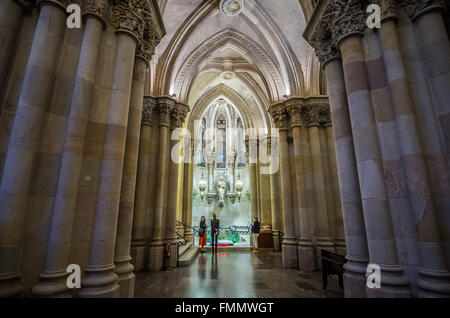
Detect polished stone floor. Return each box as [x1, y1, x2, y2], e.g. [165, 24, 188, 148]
[134, 251, 344, 298]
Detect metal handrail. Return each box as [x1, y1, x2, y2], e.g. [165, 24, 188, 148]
[279, 231, 284, 252]
[175, 231, 188, 267]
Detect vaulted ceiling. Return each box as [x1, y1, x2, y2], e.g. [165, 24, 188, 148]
[151, 0, 322, 130]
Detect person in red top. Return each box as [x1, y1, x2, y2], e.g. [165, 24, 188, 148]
[198, 216, 207, 253]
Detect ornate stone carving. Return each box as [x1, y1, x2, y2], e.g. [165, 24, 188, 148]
[12, 0, 33, 11]
[83, 0, 108, 25]
[171, 102, 190, 129]
[286, 98, 303, 128]
[370, 0, 399, 21]
[269, 103, 290, 131]
[111, 1, 146, 44]
[396, 0, 446, 20]
[157, 96, 175, 127]
[328, 0, 366, 46]
[303, 103, 330, 128]
[142, 96, 156, 126]
[37, 0, 68, 10]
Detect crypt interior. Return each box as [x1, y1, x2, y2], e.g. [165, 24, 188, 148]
[0, 0, 449, 298]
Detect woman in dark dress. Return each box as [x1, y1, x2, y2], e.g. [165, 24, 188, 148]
[199, 216, 207, 253]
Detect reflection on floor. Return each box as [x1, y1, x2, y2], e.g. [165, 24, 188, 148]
[134, 251, 344, 298]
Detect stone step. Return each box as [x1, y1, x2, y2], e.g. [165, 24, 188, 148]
[178, 245, 200, 267]
[178, 241, 192, 257]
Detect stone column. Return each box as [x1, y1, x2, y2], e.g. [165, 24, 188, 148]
[0, 0, 28, 95]
[80, 17, 139, 296]
[0, 1, 66, 298]
[269, 104, 297, 268]
[227, 151, 236, 192]
[324, 121, 346, 255]
[304, 104, 334, 256]
[164, 102, 189, 268]
[182, 144, 194, 243]
[335, 5, 409, 295]
[325, 56, 370, 298]
[147, 97, 174, 271]
[287, 99, 314, 271]
[31, 5, 106, 297]
[114, 55, 148, 298]
[379, 6, 450, 297]
[131, 97, 155, 271]
[268, 135, 282, 251]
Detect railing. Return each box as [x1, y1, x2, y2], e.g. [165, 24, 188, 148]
[175, 231, 188, 267]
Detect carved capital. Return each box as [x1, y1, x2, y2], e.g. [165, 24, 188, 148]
[370, 0, 399, 22]
[269, 103, 290, 131]
[83, 0, 108, 26]
[303, 103, 330, 128]
[396, 0, 446, 21]
[157, 96, 175, 127]
[142, 96, 156, 126]
[171, 102, 190, 129]
[37, 0, 68, 10]
[329, 0, 366, 46]
[111, 1, 145, 44]
[286, 98, 304, 128]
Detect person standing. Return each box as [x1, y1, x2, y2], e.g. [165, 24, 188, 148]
[199, 216, 207, 253]
[210, 213, 220, 252]
[251, 216, 261, 253]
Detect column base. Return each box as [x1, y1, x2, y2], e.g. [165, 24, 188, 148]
[147, 241, 163, 271]
[365, 264, 410, 298]
[114, 258, 135, 298]
[0, 273, 23, 298]
[282, 237, 298, 269]
[298, 240, 315, 272]
[272, 231, 281, 252]
[343, 256, 369, 298]
[184, 230, 193, 243]
[79, 264, 120, 298]
[130, 243, 146, 272]
[417, 268, 450, 297]
[32, 271, 72, 298]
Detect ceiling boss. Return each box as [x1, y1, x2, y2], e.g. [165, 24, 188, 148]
[220, 0, 244, 16]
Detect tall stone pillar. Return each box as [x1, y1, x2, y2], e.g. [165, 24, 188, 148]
[147, 97, 174, 271]
[227, 151, 236, 192]
[268, 135, 282, 251]
[0, 0, 27, 95]
[0, 1, 66, 298]
[335, 3, 409, 296]
[182, 143, 194, 242]
[80, 19, 139, 297]
[31, 4, 107, 297]
[114, 54, 148, 298]
[324, 121, 346, 255]
[287, 99, 314, 271]
[165, 102, 189, 268]
[379, 4, 450, 297]
[304, 104, 334, 257]
[131, 97, 155, 271]
[247, 143, 258, 220]
[269, 103, 298, 268]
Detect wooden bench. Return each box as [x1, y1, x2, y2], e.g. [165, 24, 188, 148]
[320, 249, 345, 290]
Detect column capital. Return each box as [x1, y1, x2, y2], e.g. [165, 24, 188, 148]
[83, 0, 109, 27]
[12, 0, 33, 11]
[303, 103, 330, 128]
[269, 102, 290, 131]
[285, 98, 304, 128]
[142, 96, 156, 126]
[396, 0, 446, 21]
[371, 0, 399, 23]
[37, 0, 68, 10]
[171, 102, 190, 129]
[156, 96, 175, 127]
